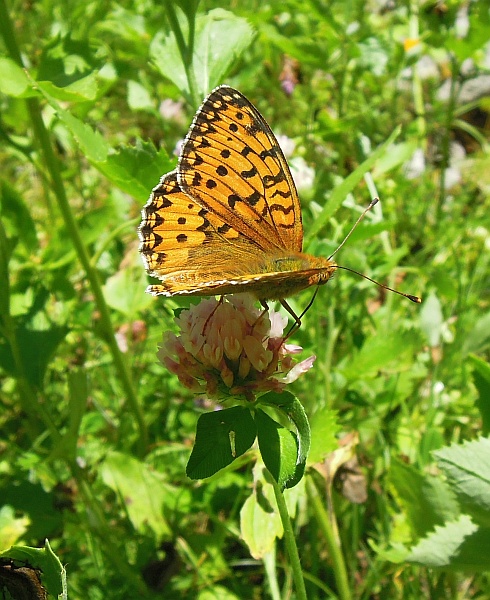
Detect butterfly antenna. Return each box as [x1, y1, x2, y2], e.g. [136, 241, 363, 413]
[328, 198, 379, 260]
[334, 266, 421, 303]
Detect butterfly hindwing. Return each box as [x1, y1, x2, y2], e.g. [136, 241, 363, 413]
[139, 171, 287, 295]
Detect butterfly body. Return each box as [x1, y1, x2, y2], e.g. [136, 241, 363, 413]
[139, 86, 337, 305]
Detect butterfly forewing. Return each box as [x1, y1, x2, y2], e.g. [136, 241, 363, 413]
[178, 86, 304, 253]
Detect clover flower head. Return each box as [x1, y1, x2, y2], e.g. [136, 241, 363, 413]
[157, 294, 315, 401]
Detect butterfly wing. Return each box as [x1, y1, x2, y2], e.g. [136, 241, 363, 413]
[178, 85, 304, 253]
[139, 171, 287, 296]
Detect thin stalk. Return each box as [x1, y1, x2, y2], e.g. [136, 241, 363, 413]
[437, 53, 458, 222]
[164, 0, 198, 104]
[323, 304, 340, 409]
[306, 475, 352, 600]
[270, 475, 308, 600]
[408, 3, 427, 147]
[263, 548, 281, 600]
[0, 0, 148, 453]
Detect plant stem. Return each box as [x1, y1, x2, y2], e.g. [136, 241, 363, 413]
[164, 0, 198, 104]
[306, 476, 352, 600]
[263, 549, 281, 600]
[437, 53, 458, 222]
[0, 0, 148, 454]
[270, 475, 308, 600]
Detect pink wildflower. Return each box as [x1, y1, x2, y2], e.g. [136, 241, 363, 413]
[157, 294, 315, 402]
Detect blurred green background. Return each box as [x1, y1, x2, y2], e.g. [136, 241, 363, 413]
[1, 0, 489, 598]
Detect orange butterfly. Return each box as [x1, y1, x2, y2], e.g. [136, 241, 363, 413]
[138, 86, 419, 316]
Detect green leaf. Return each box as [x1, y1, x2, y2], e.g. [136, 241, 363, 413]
[186, 407, 257, 480]
[0, 57, 35, 97]
[127, 79, 155, 111]
[100, 451, 172, 538]
[191, 9, 254, 97]
[258, 391, 311, 489]
[372, 139, 418, 175]
[462, 311, 490, 356]
[0, 322, 69, 388]
[389, 457, 460, 538]
[255, 409, 298, 490]
[0, 539, 65, 597]
[36, 73, 98, 102]
[467, 354, 490, 435]
[197, 585, 241, 600]
[0, 506, 29, 548]
[50, 369, 88, 461]
[98, 141, 174, 203]
[407, 515, 490, 571]
[434, 438, 490, 527]
[308, 408, 340, 464]
[340, 330, 421, 382]
[0, 181, 38, 251]
[103, 266, 154, 316]
[151, 9, 254, 98]
[36, 81, 108, 161]
[240, 475, 283, 559]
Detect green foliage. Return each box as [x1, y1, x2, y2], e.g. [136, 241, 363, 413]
[0, 0, 489, 598]
[406, 438, 490, 570]
[0, 539, 66, 598]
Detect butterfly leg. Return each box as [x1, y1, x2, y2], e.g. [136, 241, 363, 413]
[251, 300, 270, 330]
[280, 299, 302, 340]
[280, 288, 320, 340]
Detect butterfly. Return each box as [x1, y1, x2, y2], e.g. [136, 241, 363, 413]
[138, 85, 338, 314]
[138, 86, 419, 318]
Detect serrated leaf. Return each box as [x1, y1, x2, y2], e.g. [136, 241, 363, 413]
[467, 354, 490, 435]
[36, 74, 98, 102]
[389, 457, 460, 537]
[98, 141, 174, 203]
[434, 438, 490, 527]
[407, 515, 490, 571]
[186, 407, 257, 479]
[37, 82, 109, 162]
